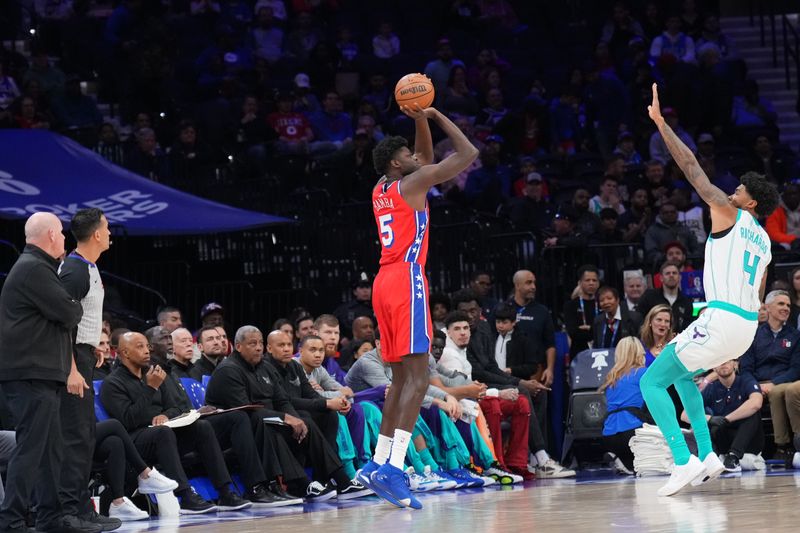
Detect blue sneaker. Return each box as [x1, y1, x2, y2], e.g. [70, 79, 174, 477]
[371, 463, 422, 509]
[448, 468, 484, 488]
[356, 460, 380, 492]
[436, 470, 467, 489]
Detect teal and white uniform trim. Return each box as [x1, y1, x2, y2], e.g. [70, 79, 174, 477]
[671, 209, 770, 372]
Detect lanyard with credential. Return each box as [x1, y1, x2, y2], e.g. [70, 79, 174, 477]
[578, 298, 598, 326]
[602, 319, 619, 347]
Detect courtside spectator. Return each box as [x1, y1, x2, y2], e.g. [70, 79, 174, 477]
[637, 262, 694, 333]
[600, 336, 649, 474]
[592, 286, 643, 349]
[739, 290, 800, 463]
[686, 360, 764, 472]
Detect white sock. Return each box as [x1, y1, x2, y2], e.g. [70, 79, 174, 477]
[374, 434, 393, 464]
[389, 429, 412, 470]
[535, 450, 550, 465]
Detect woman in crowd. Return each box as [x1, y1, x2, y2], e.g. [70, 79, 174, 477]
[640, 304, 674, 366]
[94, 420, 178, 520]
[599, 336, 649, 474]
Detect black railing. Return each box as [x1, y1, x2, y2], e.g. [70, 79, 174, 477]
[754, 0, 779, 67]
[752, 0, 800, 103]
[783, 13, 800, 95]
[100, 270, 167, 329]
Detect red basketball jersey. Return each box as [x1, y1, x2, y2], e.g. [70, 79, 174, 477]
[372, 178, 430, 267]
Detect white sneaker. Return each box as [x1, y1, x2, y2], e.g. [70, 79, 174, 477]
[422, 466, 457, 490]
[793, 452, 800, 470]
[657, 455, 706, 496]
[740, 453, 766, 471]
[137, 467, 179, 494]
[406, 467, 437, 492]
[690, 453, 725, 486]
[536, 459, 576, 478]
[479, 475, 496, 487]
[108, 497, 150, 521]
[613, 458, 634, 476]
[484, 464, 523, 484]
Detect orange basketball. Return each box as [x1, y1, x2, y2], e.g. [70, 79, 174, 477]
[394, 73, 435, 110]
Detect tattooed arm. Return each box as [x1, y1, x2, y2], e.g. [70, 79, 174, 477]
[648, 83, 737, 231]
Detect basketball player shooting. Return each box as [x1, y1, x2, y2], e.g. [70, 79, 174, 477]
[357, 104, 478, 509]
[642, 83, 780, 496]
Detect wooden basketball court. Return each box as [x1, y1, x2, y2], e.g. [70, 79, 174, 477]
[112, 470, 800, 533]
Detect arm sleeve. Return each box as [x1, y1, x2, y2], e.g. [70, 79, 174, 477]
[772, 340, 800, 385]
[269, 369, 299, 418]
[508, 336, 540, 378]
[426, 384, 447, 401]
[466, 349, 519, 387]
[359, 359, 393, 388]
[161, 378, 191, 418]
[101, 379, 156, 432]
[290, 364, 328, 412]
[317, 367, 343, 392]
[205, 366, 251, 408]
[58, 259, 91, 300]
[25, 263, 83, 329]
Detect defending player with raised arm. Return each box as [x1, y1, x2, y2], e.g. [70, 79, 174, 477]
[641, 83, 780, 497]
[359, 107, 478, 509]
[648, 82, 779, 300]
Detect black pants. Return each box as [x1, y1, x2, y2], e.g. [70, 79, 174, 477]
[603, 429, 637, 472]
[247, 409, 296, 482]
[206, 411, 267, 489]
[59, 344, 97, 516]
[0, 380, 63, 530]
[297, 409, 339, 452]
[710, 413, 764, 458]
[94, 419, 148, 500]
[132, 420, 231, 492]
[264, 412, 347, 489]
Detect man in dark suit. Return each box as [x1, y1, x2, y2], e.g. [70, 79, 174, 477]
[637, 261, 694, 333]
[592, 286, 643, 349]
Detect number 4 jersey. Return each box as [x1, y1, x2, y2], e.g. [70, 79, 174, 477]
[704, 209, 771, 315]
[372, 178, 429, 267]
[669, 209, 770, 372]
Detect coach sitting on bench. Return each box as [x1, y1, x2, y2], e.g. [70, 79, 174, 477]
[100, 332, 250, 514]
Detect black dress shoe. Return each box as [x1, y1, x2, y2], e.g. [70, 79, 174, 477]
[216, 490, 252, 512]
[245, 485, 299, 507]
[78, 512, 120, 532]
[37, 515, 102, 533]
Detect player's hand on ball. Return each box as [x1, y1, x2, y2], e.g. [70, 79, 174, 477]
[400, 103, 434, 120]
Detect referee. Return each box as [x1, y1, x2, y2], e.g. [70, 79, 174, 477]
[58, 208, 118, 531]
[0, 213, 88, 533]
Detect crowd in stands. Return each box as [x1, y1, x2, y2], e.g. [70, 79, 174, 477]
[4, 0, 800, 523]
[1, 1, 796, 228]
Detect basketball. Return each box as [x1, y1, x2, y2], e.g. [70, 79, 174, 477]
[394, 73, 435, 109]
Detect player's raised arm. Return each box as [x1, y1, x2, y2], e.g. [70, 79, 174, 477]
[648, 84, 736, 222]
[400, 106, 479, 202]
[405, 104, 434, 166]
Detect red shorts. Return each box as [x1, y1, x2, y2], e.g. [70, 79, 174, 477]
[373, 262, 433, 363]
